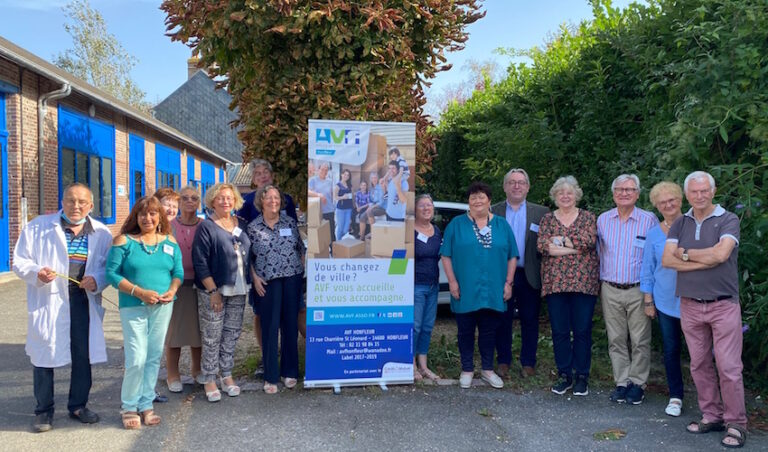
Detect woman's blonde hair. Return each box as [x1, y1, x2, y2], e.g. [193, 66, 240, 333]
[649, 181, 683, 206]
[204, 183, 244, 211]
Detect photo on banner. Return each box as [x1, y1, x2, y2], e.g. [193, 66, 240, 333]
[305, 119, 415, 388]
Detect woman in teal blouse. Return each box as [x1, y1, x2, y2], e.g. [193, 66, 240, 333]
[441, 182, 517, 390]
[106, 196, 183, 429]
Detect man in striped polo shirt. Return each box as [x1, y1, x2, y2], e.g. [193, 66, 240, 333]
[13, 183, 113, 433]
[597, 174, 658, 405]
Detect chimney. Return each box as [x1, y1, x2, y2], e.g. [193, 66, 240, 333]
[187, 56, 200, 79]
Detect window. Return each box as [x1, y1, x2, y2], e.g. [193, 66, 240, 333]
[61, 148, 114, 218]
[155, 143, 180, 190]
[58, 107, 116, 223]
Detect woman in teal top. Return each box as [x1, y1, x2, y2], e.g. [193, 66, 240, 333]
[106, 196, 183, 430]
[441, 182, 517, 390]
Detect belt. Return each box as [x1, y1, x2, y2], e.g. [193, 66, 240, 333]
[689, 295, 732, 304]
[604, 281, 640, 290]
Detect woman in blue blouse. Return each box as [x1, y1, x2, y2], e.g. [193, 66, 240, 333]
[247, 185, 306, 394]
[192, 183, 251, 402]
[334, 169, 354, 241]
[440, 182, 517, 389]
[640, 181, 685, 417]
[106, 196, 183, 429]
[413, 194, 442, 381]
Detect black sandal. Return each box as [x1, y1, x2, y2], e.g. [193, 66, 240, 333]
[686, 420, 725, 434]
[721, 424, 747, 448]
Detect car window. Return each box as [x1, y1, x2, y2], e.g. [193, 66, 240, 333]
[433, 207, 466, 232]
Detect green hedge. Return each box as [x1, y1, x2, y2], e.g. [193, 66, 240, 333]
[427, 0, 768, 393]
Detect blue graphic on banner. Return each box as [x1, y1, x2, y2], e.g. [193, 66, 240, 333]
[305, 323, 413, 382]
[307, 306, 413, 325]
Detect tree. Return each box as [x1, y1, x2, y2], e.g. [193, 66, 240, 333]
[54, 0, 150, 111]
[161, 0, 484, 200]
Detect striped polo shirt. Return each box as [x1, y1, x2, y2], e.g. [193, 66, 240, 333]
[597, 206, 658, 284]
[63, 217, 94, 286]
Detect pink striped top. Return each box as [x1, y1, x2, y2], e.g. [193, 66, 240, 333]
[597, 207, 658, 284]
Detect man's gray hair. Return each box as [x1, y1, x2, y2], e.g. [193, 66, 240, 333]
[684, 171, 716, 192]
[611, 174, 641, 192]
[503, 168, 530, 185]
[250, 158, 273, 173]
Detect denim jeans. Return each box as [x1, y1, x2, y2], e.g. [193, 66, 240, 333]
[119, 302, 173, 412]
[258, 273, 302, 384]
[657, 309, 684, 400]
[413, 284, 438, 356]
[496, 270, 540, 367]
[34, 287, 91, 416]
[546, 292, 597, 377]
[455, 309, 502, 372]
[335, 208, 352, 241]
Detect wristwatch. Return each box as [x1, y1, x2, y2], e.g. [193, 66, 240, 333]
[205, 287, 219, 295]
[681, 249, 689, 262]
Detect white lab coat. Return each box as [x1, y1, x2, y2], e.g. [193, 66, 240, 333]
[12, 211, 113, 368]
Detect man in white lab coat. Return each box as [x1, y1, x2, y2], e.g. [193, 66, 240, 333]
[13, 183, 113, 432]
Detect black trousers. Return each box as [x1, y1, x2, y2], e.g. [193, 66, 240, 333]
[34, 287, 91, 415]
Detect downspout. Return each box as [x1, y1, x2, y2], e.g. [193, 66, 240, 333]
[38, 83, 70, 215]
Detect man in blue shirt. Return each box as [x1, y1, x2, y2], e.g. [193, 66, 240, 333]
[491, 168, 549, 378]
[384, 160, 408, 222]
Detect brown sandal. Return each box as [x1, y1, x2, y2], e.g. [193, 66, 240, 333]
[121, 411, 141, 430]
[140, 410, 161, 426]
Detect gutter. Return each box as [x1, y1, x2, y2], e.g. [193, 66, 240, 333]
[38, 83, 71, 214]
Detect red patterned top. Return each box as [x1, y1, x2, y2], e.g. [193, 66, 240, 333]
[536, 209, 600, 297]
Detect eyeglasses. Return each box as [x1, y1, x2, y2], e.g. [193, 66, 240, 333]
[613, 187, 638, 194]
[181, 196, 200, 202]
[505, 180, 528, 187]
[657, 198, 679, 207]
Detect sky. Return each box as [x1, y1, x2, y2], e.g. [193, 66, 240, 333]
[0, 0, 637, 110]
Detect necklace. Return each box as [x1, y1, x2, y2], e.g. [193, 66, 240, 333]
[139, 235, 160, 255]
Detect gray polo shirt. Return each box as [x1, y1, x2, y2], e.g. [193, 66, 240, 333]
[666, 205, 739, 302]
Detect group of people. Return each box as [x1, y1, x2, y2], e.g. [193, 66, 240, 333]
[12, 161, 748, 447]
[412, 169, 747, 449]
[308, 147, 410, 243]
[14, 158, 305, 432]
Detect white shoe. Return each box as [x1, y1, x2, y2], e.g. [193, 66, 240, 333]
[282, 377, 298, 389]
[166, 379, 183, 393]
[459, 372, 473, 389]
[220, 377, 241, 397]
[481, 371, 504, 389]
[665, 398, 682, 417]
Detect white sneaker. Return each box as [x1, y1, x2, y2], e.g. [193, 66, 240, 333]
[481, 371, 504, 389]
[166, 379, 183, 393]
[665, 398, 682, 417]
[459, 372, 473, 389]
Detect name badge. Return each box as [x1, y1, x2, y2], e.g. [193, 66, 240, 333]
[479, 226, 491, 236]
[417, 232, 429, 243]
[279, 228, 292, 237]
[530, 223, 540, 233]
[232, 226, 242, 237]
[163, 244, 174, 256]
[633, 237, 646, 248]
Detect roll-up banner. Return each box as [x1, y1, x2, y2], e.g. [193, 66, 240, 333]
[305, 119, 416, 388]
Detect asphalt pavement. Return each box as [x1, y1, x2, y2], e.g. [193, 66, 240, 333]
[0, 276, 765, 451]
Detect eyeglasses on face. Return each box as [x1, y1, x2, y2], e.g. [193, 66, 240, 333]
[613, 187, 638, 194]
[182, 195, 200, 202]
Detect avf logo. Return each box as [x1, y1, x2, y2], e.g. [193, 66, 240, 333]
[315, 128, 361, 145]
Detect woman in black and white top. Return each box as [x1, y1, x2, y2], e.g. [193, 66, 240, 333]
[247, 185, 306, 394]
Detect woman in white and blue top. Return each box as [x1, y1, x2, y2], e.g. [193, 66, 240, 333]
[247, 185, 306, 394]
[640, 182, 685, 417]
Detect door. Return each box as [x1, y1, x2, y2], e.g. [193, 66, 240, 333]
[129, 134, 145, 208]
[0, 93, 9, 272]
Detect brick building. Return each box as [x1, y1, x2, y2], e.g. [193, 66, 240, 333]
[0, 37, 234, 273]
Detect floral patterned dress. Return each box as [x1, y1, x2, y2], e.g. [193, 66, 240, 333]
[536, 209, 600, 297]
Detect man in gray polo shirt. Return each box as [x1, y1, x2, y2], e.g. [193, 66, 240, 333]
[662, 171, 747, 448]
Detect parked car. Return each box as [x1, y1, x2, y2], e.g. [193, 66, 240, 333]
[432, 201, 469, 304]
